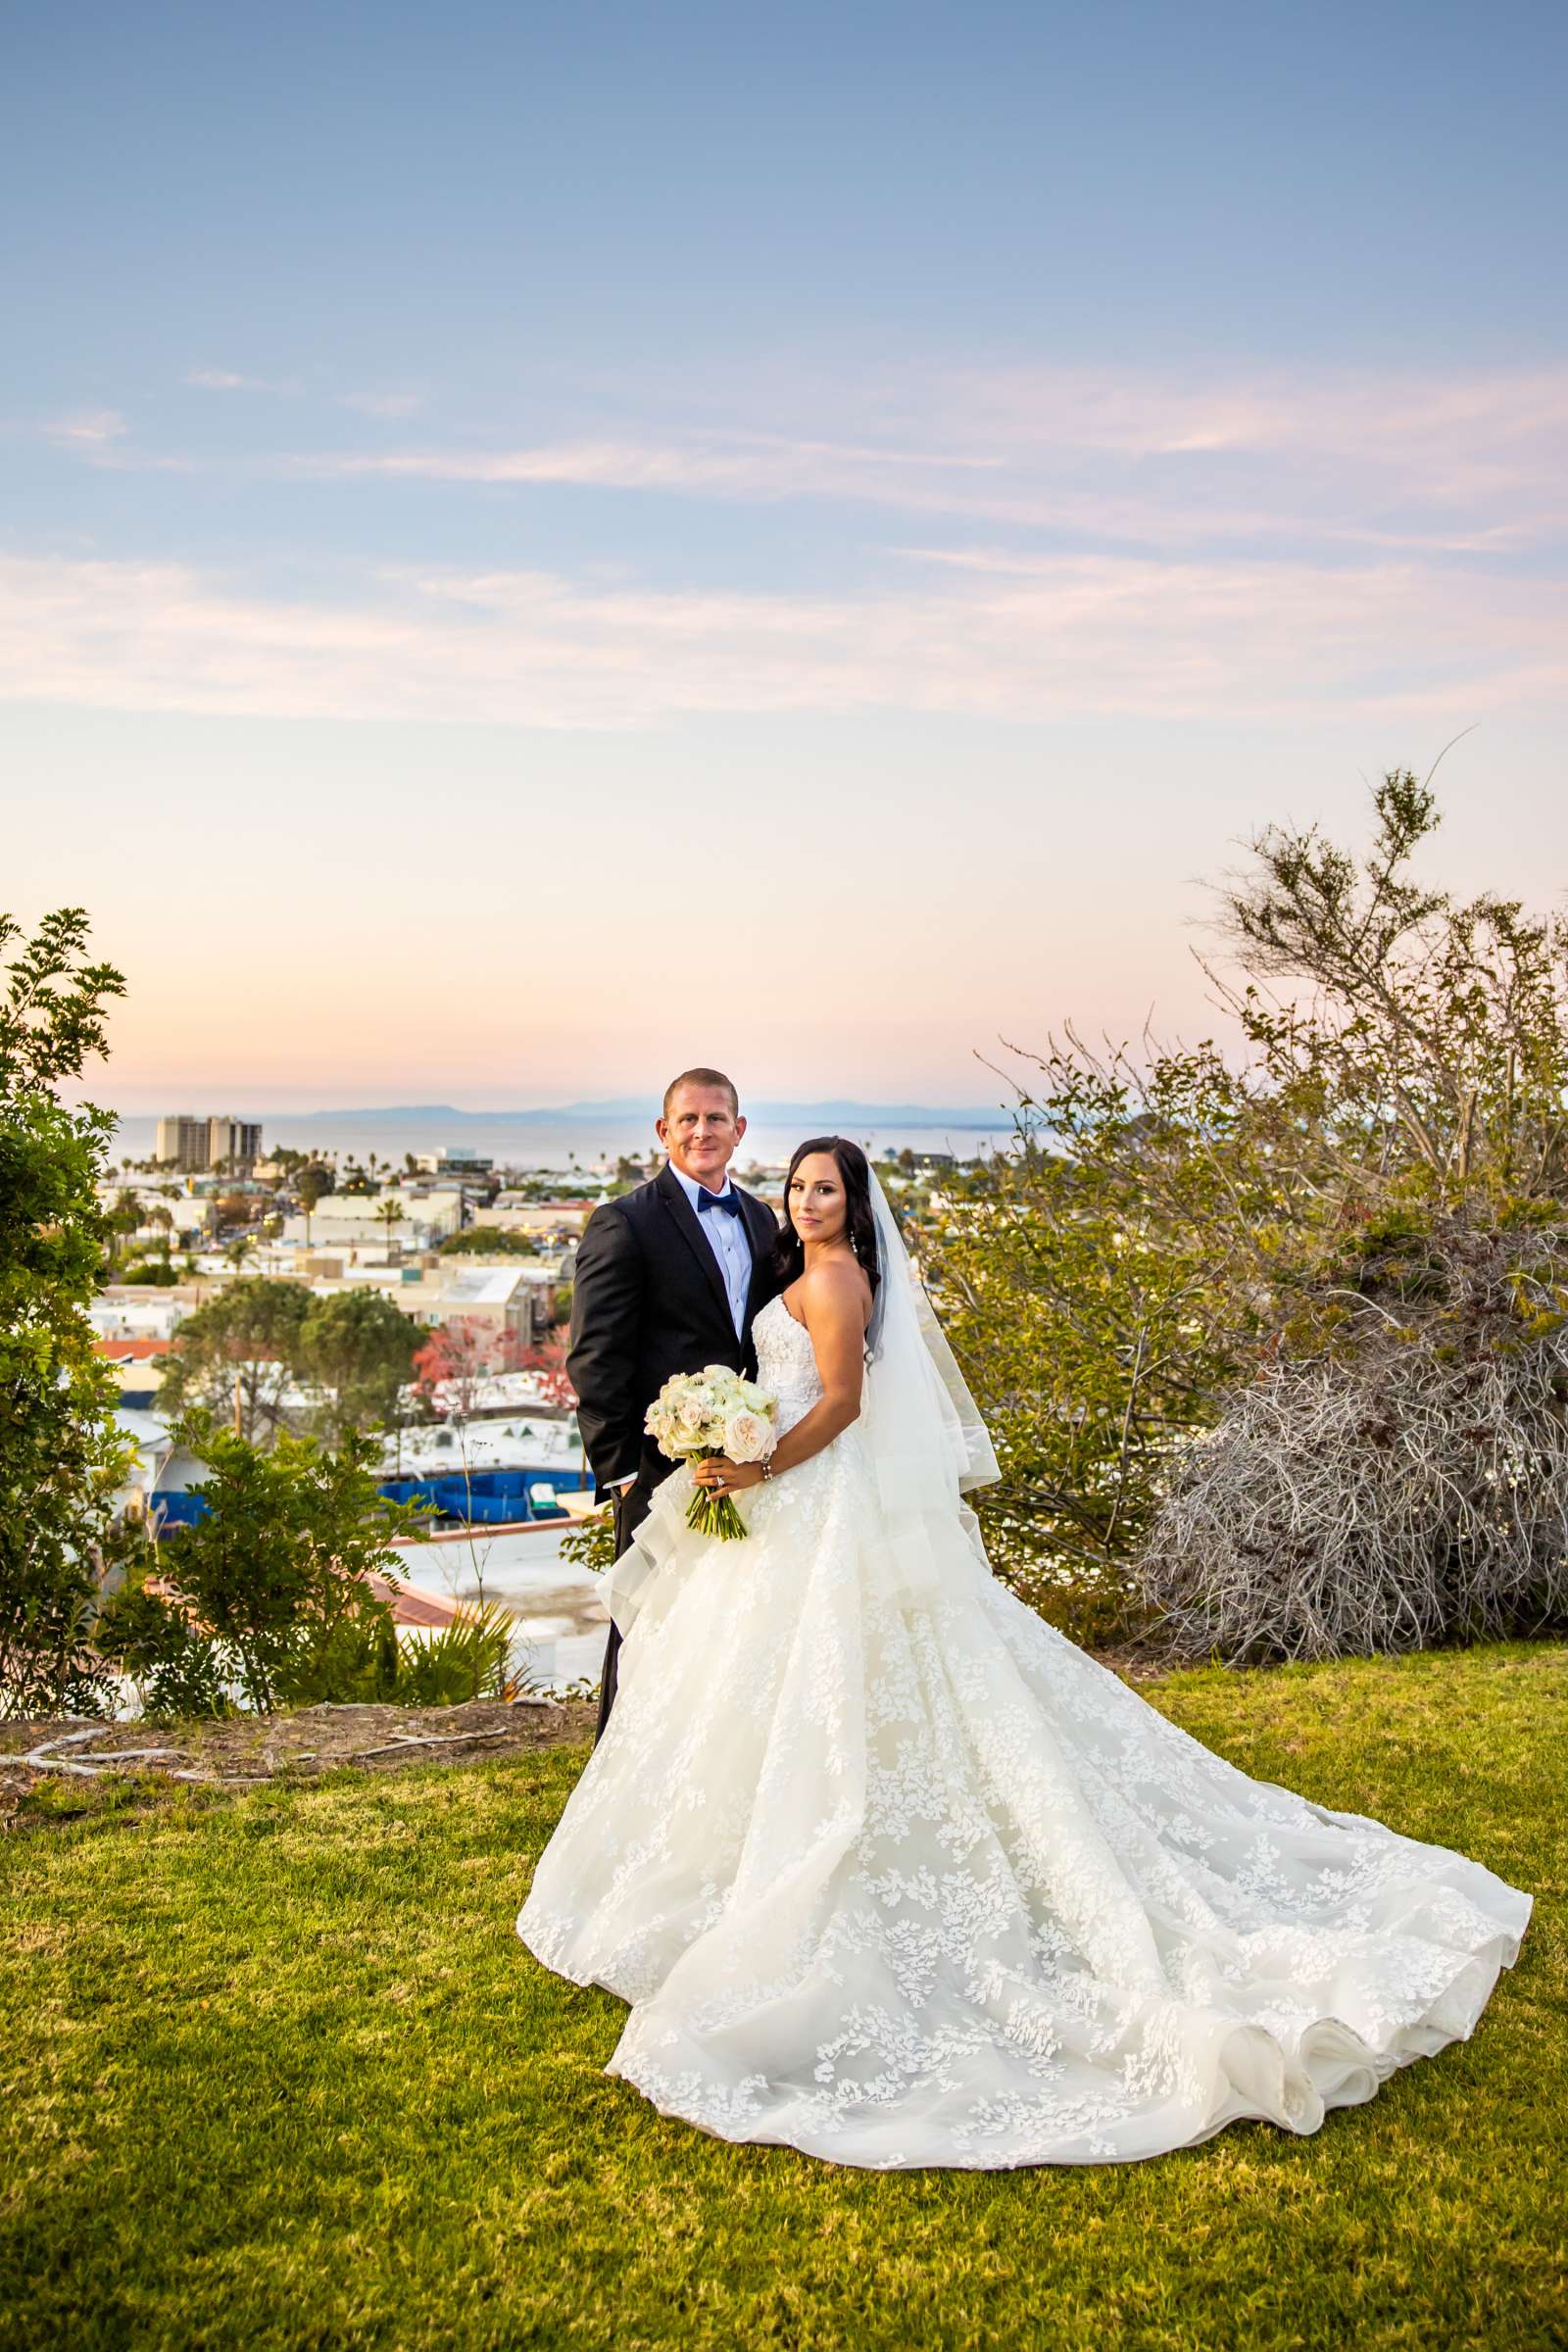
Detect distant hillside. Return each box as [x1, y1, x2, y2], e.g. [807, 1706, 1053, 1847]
[115, 1099, 1008, 1131]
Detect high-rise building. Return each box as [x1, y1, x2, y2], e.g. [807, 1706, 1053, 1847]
[153, 1113, 264, 1171]
[208, 1115, 263, 1171]
[155, 1114, 211, 1171]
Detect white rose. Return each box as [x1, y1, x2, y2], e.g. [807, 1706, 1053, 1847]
[723, 1409, 774, 1464]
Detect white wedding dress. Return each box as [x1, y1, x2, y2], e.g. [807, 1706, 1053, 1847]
[518, 1291, 1532, 2169]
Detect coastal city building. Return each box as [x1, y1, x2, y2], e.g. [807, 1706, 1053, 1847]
[276, 1189, 466, 1250]
[153, 1114, 209, 1170]
[155, 1112, 264, 1171]
[381, 1260, 554, 1343]
[209, 1114, 264, 1169]
[484, 1196, 595, 1237]
[84, 1138, 947, 1691]
[416, 1146, 495, 1180]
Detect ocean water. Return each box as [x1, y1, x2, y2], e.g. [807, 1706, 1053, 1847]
[107, 1113, 1012, 1172]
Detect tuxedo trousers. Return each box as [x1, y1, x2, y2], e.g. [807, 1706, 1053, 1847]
[594, 1472, 655, 1743]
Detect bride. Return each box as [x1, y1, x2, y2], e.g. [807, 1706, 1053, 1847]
[517, 1137, 1533, 2170]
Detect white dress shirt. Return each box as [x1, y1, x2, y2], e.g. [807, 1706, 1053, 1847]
[669, 1160, 754, 1339]
[612, 1163, 758, 1493]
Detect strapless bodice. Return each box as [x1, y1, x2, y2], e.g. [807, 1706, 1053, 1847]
[752, 1293, 823, 1430]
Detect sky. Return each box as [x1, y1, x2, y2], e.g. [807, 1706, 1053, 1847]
[3, 0, 1565, 1113]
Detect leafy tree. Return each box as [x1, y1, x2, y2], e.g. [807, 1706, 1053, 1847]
[438, 1225, 538, 1257]
[297, 1288, 419, 1444]
[0, 908, 128, 1717]
[297, 1163, 332, 1245]
[514, 1331, 575, 1408]
[118, 1257, 180, 1287]
[1209, 771, 1568, 1208]
[922, 773, 1568, 1651]
[105, 1189, 144, 1267]
[411, 1319, 571, 1419]
[158, 1277, 312, 1444]
[412, 1317, 496, 1421]
[611, 1154, 657, 1192]
[99, 1415, 422, 1715]
[923, 1035, 1281, 1642]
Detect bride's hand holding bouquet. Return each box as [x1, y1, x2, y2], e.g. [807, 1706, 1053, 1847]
[645, 1365, 779, 1540]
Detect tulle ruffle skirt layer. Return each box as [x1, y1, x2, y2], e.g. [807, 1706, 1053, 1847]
[518, 1434, 1532, 2170]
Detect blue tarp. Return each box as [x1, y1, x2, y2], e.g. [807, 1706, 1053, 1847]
[151, 1464, 592, 1530]
[153, 1490, 210, 1526]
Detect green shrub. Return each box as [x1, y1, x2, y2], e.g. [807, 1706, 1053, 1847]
[559, 1507, 616, 1576]
[99, 1415, 427, 1717]
[917, 774, 1568, 1652]
[438, 1226, 540, 1256]
[118, 1257, 180, 1286]
[388, 1599, 516, 1705]
[0, 909, 128, 1720]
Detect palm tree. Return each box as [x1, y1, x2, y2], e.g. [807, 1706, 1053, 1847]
[298, 1166, 328, 1248]
[375, 1196, 406, 1255]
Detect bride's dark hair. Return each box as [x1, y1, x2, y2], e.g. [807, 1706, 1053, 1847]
[774, 1136, 881, 1299]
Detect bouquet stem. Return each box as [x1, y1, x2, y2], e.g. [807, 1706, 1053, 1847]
[686, 1455, 749, 1542]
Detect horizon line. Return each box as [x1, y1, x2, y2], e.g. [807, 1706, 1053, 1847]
[102, 1096, 1013, 1127]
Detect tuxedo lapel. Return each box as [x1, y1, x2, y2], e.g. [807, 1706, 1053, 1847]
[655, 1162, 735, 1335]
[739, 1187, 778, 1326]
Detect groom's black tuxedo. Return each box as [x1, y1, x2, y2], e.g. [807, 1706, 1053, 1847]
[567, 1161, 780, 1736]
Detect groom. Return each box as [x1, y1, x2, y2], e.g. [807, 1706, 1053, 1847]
[567, 1067, 780, 1740]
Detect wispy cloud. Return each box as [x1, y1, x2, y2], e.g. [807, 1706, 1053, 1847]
[43, 360, 1568, 564]
[183, 368, 304, 395]
[262, 361, 1568, 560]
[45, 408, 128, 448]
[926, 363, 1568, 464]
[184, 368, 421, 413]
[17, 360, 1563, 731]
[337, 390, 425, 419]
[0, 546, 1560, 732]
[286, 432, 998, 505]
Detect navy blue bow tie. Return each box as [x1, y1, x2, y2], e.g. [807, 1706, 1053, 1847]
[697, 1187, 741, 1216]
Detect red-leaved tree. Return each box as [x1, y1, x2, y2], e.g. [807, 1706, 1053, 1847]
[411, 1318, 494, 1420]
[412, 1321, 576, 1419]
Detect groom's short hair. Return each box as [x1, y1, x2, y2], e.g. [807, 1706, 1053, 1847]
[662, 1067, 739, 1118]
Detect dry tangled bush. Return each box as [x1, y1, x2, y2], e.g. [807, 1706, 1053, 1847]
[1138, 1220, 1568, 1662]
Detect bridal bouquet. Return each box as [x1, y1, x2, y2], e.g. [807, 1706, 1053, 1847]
[645, 1365, 780, 1541]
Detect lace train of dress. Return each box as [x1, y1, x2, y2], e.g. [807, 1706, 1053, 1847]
[517, 1297, 1533, 2169]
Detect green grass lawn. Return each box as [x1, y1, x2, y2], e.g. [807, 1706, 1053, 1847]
[2, 1643, 1564, 2352]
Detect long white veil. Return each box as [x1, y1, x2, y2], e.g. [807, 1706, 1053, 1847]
[858, 1165, 1000, 1605]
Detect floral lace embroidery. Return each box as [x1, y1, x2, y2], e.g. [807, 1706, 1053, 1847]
[518, 1296, 1532, 2168]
